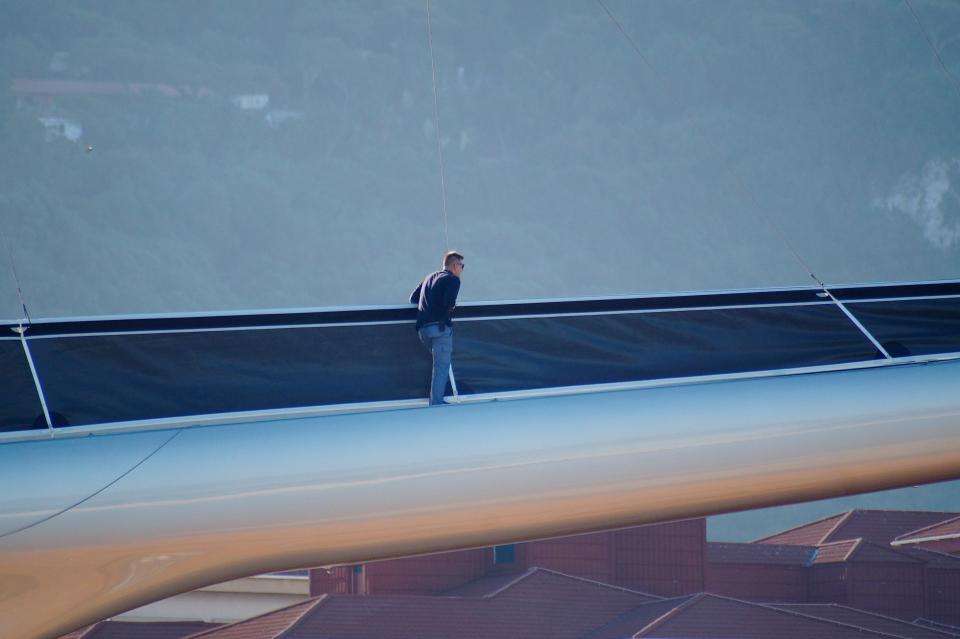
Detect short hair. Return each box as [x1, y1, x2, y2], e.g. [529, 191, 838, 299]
[443, 251, 464, 268]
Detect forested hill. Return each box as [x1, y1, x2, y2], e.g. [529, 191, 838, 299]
[1, 1, 959, 318]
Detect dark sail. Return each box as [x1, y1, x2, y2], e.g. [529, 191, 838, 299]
[3, 281, 959, 433]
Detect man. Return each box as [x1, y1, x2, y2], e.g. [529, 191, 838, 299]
[410, 251, 464, 405]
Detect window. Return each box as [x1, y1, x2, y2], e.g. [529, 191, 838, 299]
[493, 544, 516, 564]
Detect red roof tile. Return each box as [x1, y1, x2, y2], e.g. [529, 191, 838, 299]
[810, 539, 923, 565]
[773, 603, 960, 639]
[756, 510, 960, 547]
[635, 593, 920, 638]
[184, 599, 322, 639]
[754, 512, 849, 545]
[811, 539, 861, 564]
[706, 542, 816, 565]
[894, 516, 960, 546]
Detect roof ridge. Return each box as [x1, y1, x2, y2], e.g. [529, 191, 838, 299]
[843, 537, 863, 561]
[77, 623, 100, 639]
[483, 567, 538, 598]
[580, 595, 693, 639]
[856, 539, 928, 562]
[895, 514, 960, 541]
[530, 566, 662, 599]
[848, 509, 958, 514]
[899, 546, 960, 561]
[275, 596, 328, 639]
[181, 596, 322, 639]
[913, 617, 960, 636]
[820, 602, 960, 637]
[744, 595, 924, 639]
[750, 511, 848, 543]
[820, 509, 854, 545]
[635, 593, 703, 636]
[692, 593, 923, 639]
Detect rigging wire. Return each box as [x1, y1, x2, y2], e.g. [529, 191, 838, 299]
[903, 0, 960, 102]
[0, 225, 31, 323]
[594, 0, 893, 359]
[426, 0, 451, 250]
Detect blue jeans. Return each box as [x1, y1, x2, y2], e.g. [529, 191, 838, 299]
[418, 323, 453, 405]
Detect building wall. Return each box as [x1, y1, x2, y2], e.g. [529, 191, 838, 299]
[612, 519, 705, 596]
[309, 517, 952, 625]
[704, 563, 807, 603]
[927, 567, 960, 626]
[808, 565, 848, 606]
[845, 563, 926, 621]
[310, 566, 353, 595]
[310, 520, 706, 598]
[365, 549, 488, 595]
[524, 531, 613, 584]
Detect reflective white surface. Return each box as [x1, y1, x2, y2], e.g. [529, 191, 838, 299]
[2, 359, 960, 638]
[0, 430, 175, 535]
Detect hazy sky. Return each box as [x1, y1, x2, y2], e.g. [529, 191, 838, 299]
[1, 0, 959, 319]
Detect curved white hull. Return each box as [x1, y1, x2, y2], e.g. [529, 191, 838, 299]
[2, 359, 960, 638]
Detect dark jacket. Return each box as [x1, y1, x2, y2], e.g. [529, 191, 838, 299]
[410, 270, 461, 329]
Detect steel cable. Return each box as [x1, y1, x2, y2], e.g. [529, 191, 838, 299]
[594, 0, 892, 359]
[426, 0, 451, 250]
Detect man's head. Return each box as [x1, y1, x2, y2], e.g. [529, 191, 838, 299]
[443, 251, 465, 277]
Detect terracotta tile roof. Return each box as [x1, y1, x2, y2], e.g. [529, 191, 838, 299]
[706, 542, 816, 565]
[756, 510, 960, 547]
[184, 599, 322, 639]
[634, 593, 921, 638]
[773, 603, 960, 639]
[810, 539, 924, 565]
[190, 568, 660, 639]
[894, 515, 960, 546]
[753, 512, 848, 545]
[810, 539, 861, 564]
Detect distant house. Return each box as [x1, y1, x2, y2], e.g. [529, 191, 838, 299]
[892, 515, 960, 555]
[231, 94, 270, 110]
[37, 116, 82, 143]
[56, 510, 960, 637]
[265, 109, 304, 128]
[12, 79, 215, 100]
[88, 571, 960, 639]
